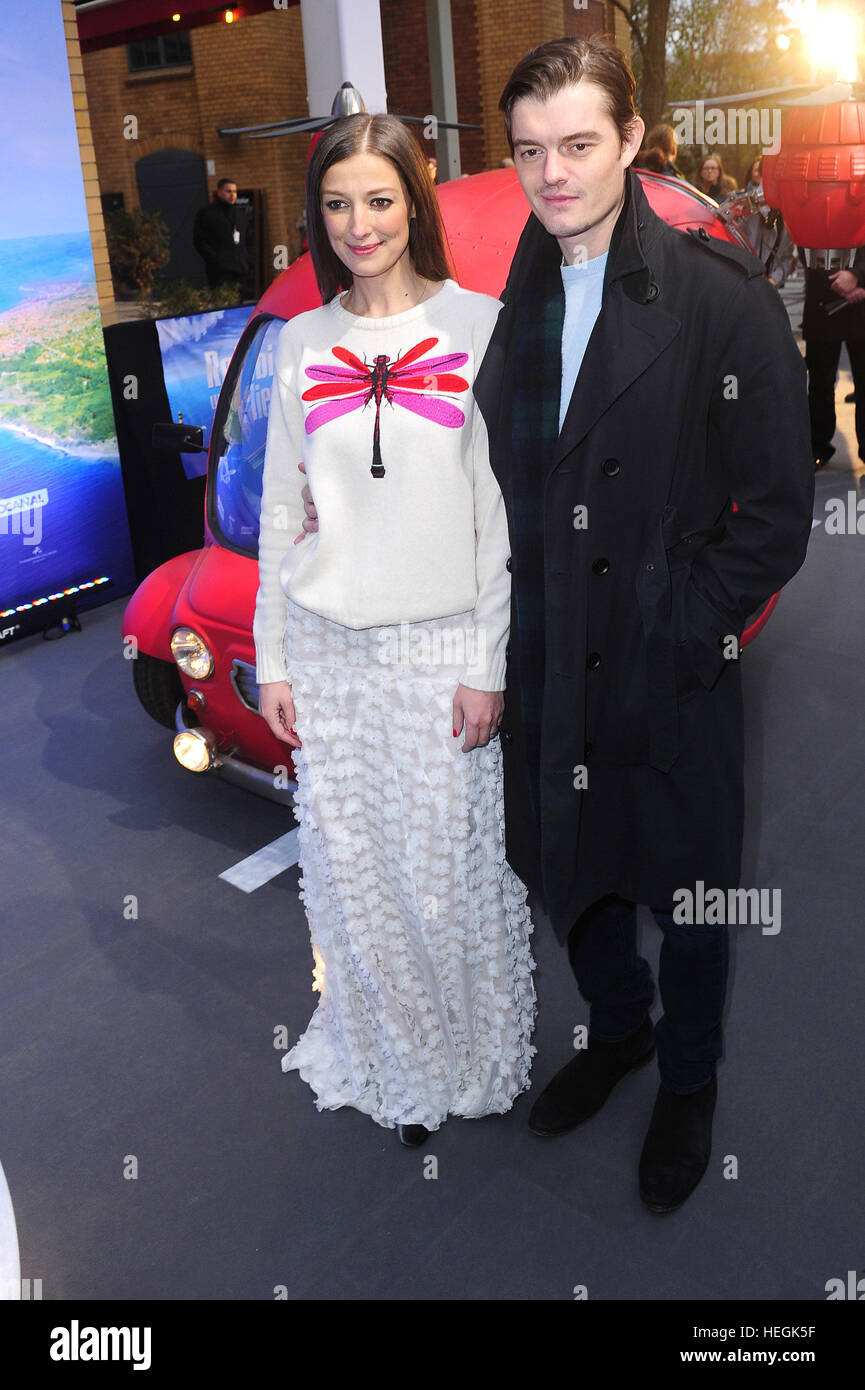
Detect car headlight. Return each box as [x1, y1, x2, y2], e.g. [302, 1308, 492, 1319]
[174, 727, 220, 772]
[170, 626, 214, 679]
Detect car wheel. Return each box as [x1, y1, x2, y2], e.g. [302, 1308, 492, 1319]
[132, 651, 185, 730]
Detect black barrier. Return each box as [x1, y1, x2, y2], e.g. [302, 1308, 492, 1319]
[102, 319, 205, 585]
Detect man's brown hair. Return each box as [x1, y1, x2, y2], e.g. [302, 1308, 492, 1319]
[499, 36, 640, 152]
[305, 113, 453, 303]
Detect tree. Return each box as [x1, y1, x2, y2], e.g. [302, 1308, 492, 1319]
[105, 208, 170, 302]
[612, 0, 795, 131]
[612, 0, 671, 129]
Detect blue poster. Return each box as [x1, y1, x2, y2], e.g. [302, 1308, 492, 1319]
[156, 306, 252, 479]
[0, 0, 135, 623]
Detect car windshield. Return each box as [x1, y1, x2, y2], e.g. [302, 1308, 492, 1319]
[210, 314, 284, 556]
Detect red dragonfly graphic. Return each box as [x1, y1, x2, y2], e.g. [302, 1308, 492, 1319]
[301, 337, 469, 477]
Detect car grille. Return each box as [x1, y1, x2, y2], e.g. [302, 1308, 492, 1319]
[230, 659, 260, 713]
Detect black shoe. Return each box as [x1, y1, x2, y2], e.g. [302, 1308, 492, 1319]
[527, 1014, 656, 1137]
[813, 443, 835, 469]
[639, 1073, 717, 1213]
[397, 1123, 429, 1147]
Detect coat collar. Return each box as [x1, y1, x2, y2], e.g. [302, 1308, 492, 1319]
[511, 165, 666, 305]
[551, 167, 680, 469]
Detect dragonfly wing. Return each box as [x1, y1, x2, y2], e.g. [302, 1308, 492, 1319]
[389, 390, 465, 428]
[384, 372, 468, 393]
[391, 350, 469, 377]
[305, 363, 368, 382]
[331, 345, 369, 372]
[390, 337, 439, 369]
[302, 381, 369, 401]
[305, 394, 366, 433]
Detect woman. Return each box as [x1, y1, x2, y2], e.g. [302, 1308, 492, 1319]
[695, 153, 737, 202]
[635, 123, 683, 178]
[743, 155, 763, 195]
[253, 113, 536, 1147]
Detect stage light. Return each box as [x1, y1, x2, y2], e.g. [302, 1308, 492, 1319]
[1, 576, 110, 622]
[224, 9, 235, 22]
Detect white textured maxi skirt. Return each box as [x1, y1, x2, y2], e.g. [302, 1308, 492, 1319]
[281, 597, 537, 1133]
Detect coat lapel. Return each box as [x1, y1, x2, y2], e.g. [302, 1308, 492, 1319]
[552, 292, 681, 469]
[551, 166, 681, 471]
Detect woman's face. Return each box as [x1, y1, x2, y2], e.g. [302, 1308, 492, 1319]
[320, 151, 414, 282]
[701, 159, 721, 184]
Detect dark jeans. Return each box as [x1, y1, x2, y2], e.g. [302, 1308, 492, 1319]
[567, 894, 729, 1094]
[805, 337, 865, 461]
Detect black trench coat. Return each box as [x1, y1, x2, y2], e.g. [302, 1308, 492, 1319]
[473, 167, 815, 943]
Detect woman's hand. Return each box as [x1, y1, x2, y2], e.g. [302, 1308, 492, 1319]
[452, 684, 504, 752]
[259, 679, 302, 748]
[293, 461, 320, 544]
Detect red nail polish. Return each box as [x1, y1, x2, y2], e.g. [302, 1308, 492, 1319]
[453, 729, 458, 737]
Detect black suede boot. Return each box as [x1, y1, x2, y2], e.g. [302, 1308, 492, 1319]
[528, 1014, 656, 1136]
[638, 1073, 717, 1213]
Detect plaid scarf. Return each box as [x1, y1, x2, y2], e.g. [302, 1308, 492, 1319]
[500, 221, 565, 826]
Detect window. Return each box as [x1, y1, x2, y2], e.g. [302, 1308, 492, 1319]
[210, 316, 284, 556]
[127, 31, 192, 73]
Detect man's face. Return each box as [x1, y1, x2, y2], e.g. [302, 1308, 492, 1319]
[509, 80, 644, 261]
[217, 183, 238, 203]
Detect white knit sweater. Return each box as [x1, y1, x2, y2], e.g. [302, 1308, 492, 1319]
[253, 278, 511, 691]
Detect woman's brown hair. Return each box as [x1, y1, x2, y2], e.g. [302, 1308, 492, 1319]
[498, 35, 640, 151]
[305, 113, 453, 303]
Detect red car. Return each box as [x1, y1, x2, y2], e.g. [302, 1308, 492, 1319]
[123, 169, 777, 805]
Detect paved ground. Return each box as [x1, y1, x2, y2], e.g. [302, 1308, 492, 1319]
[1, 272, 863, 1300]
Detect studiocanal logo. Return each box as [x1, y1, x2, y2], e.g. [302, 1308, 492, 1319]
[0, 488, 46, 545]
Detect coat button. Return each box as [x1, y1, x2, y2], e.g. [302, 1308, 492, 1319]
[501, 730, 513, 745]
[505, 557, 512, 571]
[602, 457, 620, 476]
[592, 557, 610, 575]
[587, 651, 601, 670]
[645, 280, 660, 301]
[505, 645, 511, 659]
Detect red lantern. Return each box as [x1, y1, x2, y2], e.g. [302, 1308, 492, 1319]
[762, 98, 865, 268]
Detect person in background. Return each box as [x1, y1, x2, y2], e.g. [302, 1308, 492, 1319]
[192, 177, 251, 293]
[634, 123, 683, 178]
[734, 155, 798, 290]
[743, 155, 764, 195]
[695, 153, 737, 202]
[801, 244, 865, 468]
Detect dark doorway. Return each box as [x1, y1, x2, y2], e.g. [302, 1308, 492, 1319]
[136, 148, 209, 289]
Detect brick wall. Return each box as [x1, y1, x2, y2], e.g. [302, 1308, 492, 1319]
[79, 0, 629, 313]
[63, 0, 115, 323]
[82, 8, 309, 308]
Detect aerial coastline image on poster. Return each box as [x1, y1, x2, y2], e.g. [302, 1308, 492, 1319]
[0, 0, 134, 617]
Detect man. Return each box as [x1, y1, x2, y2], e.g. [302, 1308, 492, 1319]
[470, 36, 813, 1212]
[192, 177, 251, 292]
[800, 244, 865, 468]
